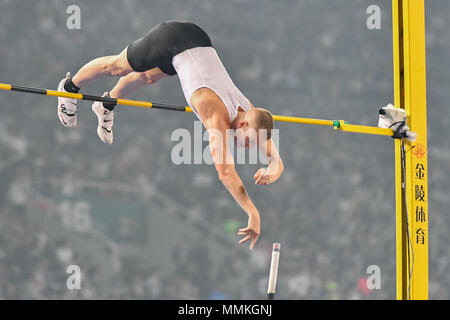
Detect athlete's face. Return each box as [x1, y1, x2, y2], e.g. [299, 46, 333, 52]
[234, 126, 258, 149]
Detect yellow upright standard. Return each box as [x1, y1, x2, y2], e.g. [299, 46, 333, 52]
[392, 0, 429, 300]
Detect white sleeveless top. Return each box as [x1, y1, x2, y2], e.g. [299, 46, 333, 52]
[172, 46, 252, 122]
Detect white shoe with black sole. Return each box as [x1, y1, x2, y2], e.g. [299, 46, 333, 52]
[92, 92, 114, 145]
[56, 72, 78, 128]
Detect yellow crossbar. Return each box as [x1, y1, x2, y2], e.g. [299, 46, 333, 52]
[0, 82, 393, 137]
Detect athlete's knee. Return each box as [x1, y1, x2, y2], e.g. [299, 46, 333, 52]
[105, 56, 130, 77]
[141, 72, 158, 84]
[136, 72, 151, 84]
[140, 68, 167, 84]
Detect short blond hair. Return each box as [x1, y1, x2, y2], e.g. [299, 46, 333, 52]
[253, 108, 274, 140]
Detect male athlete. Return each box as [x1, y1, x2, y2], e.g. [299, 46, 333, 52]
[56, 20, 284, 250]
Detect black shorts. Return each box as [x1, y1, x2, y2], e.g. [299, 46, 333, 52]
[126, 20, 213, 76]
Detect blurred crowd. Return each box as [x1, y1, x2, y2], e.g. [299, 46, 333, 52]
[0, 0, 449, 299]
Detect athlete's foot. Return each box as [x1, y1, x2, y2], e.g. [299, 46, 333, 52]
[57, 72, 78, 128]
[92, 92, 114, 145]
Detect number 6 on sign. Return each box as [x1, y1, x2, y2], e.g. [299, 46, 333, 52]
[57, 200, 92, 233]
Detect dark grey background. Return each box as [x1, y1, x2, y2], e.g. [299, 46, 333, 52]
[0, 0, 448, 299]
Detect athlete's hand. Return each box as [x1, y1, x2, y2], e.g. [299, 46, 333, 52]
[238, 215, 260, 250]
[254, 168, 273, 186]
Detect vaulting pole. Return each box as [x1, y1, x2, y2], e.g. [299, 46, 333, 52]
[267, 243, 281, 300]
[0, 82, 394, 137]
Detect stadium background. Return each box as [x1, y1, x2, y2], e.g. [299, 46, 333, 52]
[0, 0, 448, 299]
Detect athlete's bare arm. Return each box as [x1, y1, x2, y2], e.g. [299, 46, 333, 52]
[245, 101, 285, 185]
[191, 89, 260, 250]
[254, 138, 284, 185]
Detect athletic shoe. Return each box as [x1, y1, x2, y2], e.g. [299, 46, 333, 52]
[56, 72, 78, 128]
[92, 92, 114, 145]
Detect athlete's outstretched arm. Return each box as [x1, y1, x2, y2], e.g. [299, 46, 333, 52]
[208, 124, 260, 250]
[254, 138, 284, 185]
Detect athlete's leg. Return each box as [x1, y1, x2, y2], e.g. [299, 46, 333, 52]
[91, 67, 169, 145]
[57, 21, 180, 129]
[72, 48, 134, 88]
[109, 67, 170, 99]
[56, 48, 134, 128]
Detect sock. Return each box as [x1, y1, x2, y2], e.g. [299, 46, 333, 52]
[64, 78, 80, 93]
[103, 93, 116, 111]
